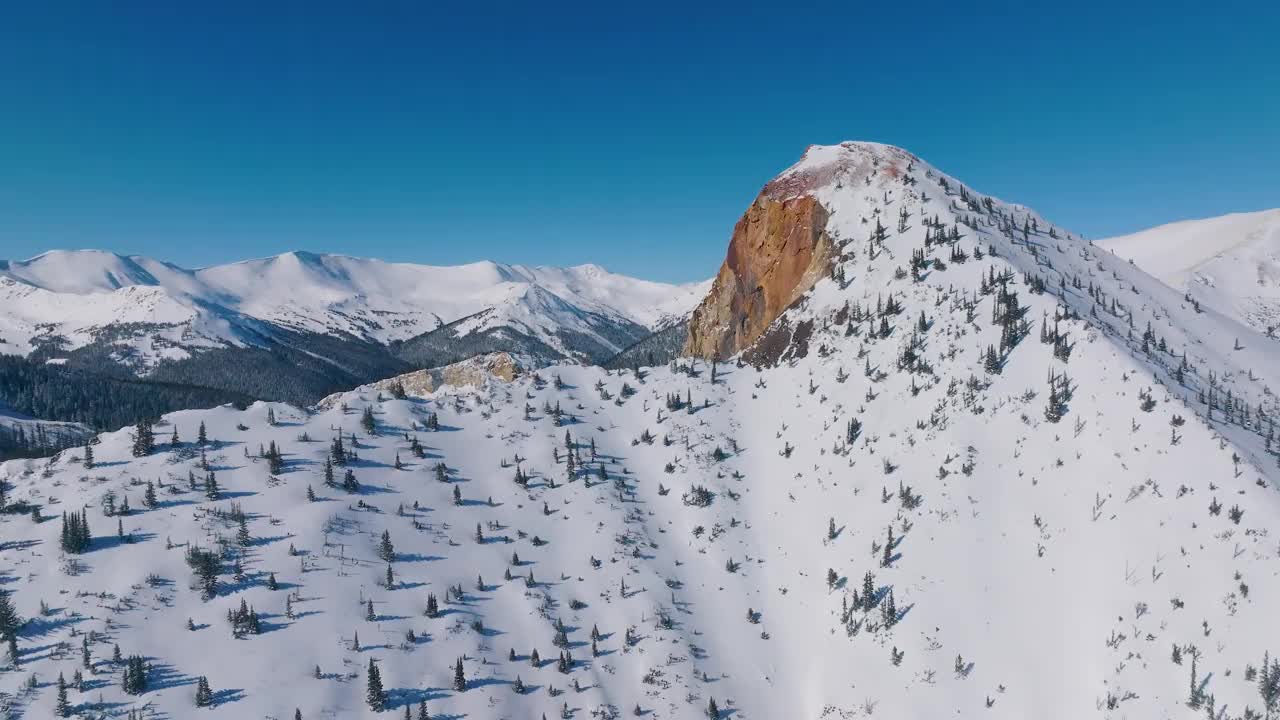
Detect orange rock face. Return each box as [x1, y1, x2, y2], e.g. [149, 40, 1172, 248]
[683, 192, 833, 359]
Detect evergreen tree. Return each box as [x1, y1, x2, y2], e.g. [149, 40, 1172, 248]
[122, 654, 148, 695]
[453, 657, 467, 692]
[59, 510, 92, 554]
[366, 658, 386, 711]
[195, 675, 213, 707]
[82, 442, 94, 469]
[361, 406, 377, 435]
[342, 468, 359, 493]
[266, 440, 283, 474]
[379, 530, 395, 562]
[56, 672, 70, 717]
[130, 419, 155, 457]
[143, 480, 157, 509]
[706, 697, 720, 719]
[861, 571, 877, 612]
[417, 700, 430, 720]
[197, 421, 208, 446]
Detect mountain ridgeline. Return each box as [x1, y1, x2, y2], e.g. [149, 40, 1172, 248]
[0, 255, 709, 438]
[1, 142, 1278, 718]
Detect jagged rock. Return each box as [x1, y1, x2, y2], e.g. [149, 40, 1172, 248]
[684, 187, 834, 359]
[317, 352, 521, 408]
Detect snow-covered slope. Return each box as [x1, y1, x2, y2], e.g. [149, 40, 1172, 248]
[1100, 209, 1280, 336]
[0, 405, 90, 460]
[0, 142, 1278, 720]
[0, 250, 710, 368]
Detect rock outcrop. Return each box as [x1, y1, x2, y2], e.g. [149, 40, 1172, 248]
[683, 189, 834, 359]
[317, 352, 522, 408]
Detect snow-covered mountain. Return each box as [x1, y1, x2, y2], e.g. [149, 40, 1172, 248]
[0, 250, 710, 369]
[1099, 209, 1280, 337]
[1, 142, 1278, 720]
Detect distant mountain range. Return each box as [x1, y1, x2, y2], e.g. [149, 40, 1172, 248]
[0, 250, 709, 407]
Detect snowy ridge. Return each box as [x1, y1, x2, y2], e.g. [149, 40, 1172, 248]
[1100, 209, 1280, 336]
[0, 143, 1277, 719]
[0, 251, 710, 368]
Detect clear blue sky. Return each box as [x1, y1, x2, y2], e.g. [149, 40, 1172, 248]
[1, 1, 1276, 283]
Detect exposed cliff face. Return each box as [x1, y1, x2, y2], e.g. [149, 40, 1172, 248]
[683, 191, 834, 359]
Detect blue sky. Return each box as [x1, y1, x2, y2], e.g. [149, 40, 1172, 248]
[1, 1, 1276, 282]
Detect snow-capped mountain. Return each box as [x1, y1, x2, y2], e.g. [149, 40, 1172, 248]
[1, 142, 1278, 720]
[0, 250, 710, 369]
[1099, 209, 1280, 336]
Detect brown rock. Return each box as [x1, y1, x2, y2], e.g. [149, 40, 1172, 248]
[683, 192, 833, 359]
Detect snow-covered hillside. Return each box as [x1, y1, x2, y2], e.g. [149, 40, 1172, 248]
[1100, 209, 1280, 337]
[0, 250, 710, 368]
[0, 142, 1278, 720]
[0, 406, 89, 461]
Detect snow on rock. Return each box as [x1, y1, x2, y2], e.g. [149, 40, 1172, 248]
[316, 351, 525, 408]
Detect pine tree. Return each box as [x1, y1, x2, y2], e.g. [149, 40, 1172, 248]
[379, 530, 395, 562]
[122, 654, 148, 695]
[144, 480, 157, 509]
[417, 700, 430, 720]
[59, 510, 91, 554]
[342, 468, 359, 493]
[52, 672, 69, 716]
[706, 697, 720, 719]
[366, 658, 386, 711]
[82, 442, 94, 469]
[197, 421, 208, 446]
[195, 675, 213, 707]
[361, 406, 377, 435]
[323, 456, 335, 486]
[453, 657, 466, 692]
